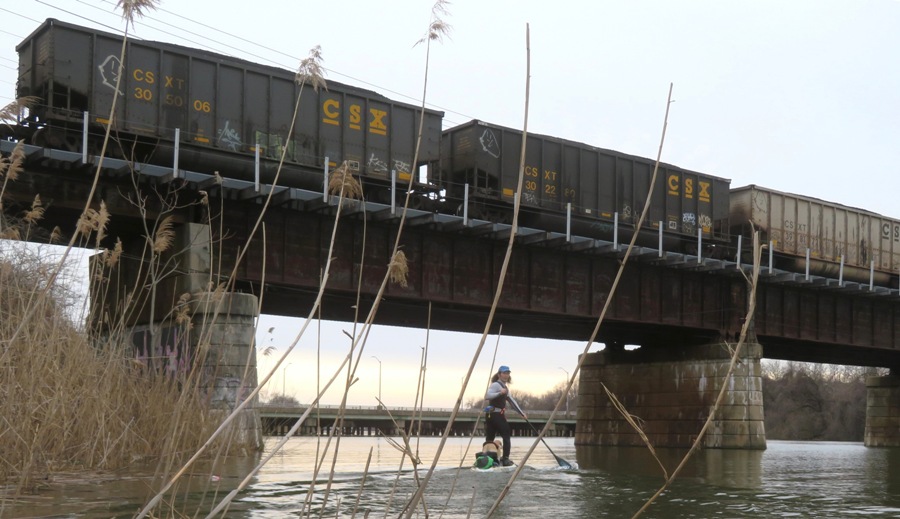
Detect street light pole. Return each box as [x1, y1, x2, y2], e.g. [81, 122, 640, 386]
[282, 362, 293, 399]
[371, 356, 382, 405]
[559, 367, 570, 417]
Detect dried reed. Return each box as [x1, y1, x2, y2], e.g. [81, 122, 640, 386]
[0, 245, 215, 494]
[487, 83, 676, 517]
[630, 230, 764, 518]
[409, 20, 528, 519]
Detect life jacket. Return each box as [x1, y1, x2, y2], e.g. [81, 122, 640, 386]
[487, 381, 508, 409]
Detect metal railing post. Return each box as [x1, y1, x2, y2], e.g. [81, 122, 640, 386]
[805, 248, 810, 280]
[391, 169, 397, 216]
[613, 212, 619, 248]
[173, 128, 180, 179]
[254, 146, 260, 192]
[323, 156, 330, 202]
[463, 183, 469, 226]
[82, 111, 89, 164]
[839, 254, 845, 286]
[697, 227, 703, 263]
[658, 221, 663, 258]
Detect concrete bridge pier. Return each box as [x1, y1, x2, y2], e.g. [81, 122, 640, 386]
[193, 290, 264, 452]
[97, 222, 264, 452]
[576, 342, 766, 449]
[865, 375, 900, 447]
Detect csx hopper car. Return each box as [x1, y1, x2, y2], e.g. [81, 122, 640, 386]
[439, 119, 732, 253]
[12, 18, 443, 202]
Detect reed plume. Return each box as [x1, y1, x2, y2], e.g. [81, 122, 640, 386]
[388, 250, 409, 288]
[328, 161, 363, 199]
[116, 0, 160, 27]
[296, 45, 327, 92]
[0, 97, 39, 125]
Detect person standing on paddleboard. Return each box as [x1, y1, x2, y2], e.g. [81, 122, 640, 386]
[484, 365, 526, 466]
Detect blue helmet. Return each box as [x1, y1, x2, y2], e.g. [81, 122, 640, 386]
[499, 365, 511, 373]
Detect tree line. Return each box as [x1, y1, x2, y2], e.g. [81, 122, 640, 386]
[469, 361, 879, 442]
[762, 362, 883, 441]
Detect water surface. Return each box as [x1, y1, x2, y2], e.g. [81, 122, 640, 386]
[4, 438, 900, 518]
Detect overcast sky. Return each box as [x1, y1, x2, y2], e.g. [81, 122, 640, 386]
[1, 0, 898, 407]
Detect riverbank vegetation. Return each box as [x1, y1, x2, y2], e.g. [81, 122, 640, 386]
[0, 244, 219, 493]
[763, 362, 879, 442]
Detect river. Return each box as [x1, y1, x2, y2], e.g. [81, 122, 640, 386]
[3, 437, 900, 518]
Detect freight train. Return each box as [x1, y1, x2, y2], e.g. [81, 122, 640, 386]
[4, 18, 899, 288]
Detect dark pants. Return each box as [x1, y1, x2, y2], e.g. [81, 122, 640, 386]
[485, 411, 511, 459]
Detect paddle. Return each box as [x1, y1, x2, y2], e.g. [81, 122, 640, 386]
[509, 395, 574, 469]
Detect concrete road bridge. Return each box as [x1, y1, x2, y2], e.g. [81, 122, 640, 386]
[259, 405, 576, 437]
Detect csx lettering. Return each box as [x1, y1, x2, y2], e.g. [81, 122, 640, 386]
[699, 181, 711, 202]
[667, 174, 679, 195]
[322, 99, 340, 125]
[369, 109, 387, 135]
[321, 100, 367, 131]
[685, 178, 694, 199]
[350, 105, 361, 129]
[164, 76, 185, 90]
[525, 166, 539, 177]
[133, 69, 155, 84]
[543, 169, 557, 181]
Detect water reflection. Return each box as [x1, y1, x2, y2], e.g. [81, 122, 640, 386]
[5, 439, 900, 517]
[576, 444, 763, 488]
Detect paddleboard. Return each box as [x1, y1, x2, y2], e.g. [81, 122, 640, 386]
[471, 464, 517, 472]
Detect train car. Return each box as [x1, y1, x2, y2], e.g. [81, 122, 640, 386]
[13, 18, 443, 197]
[439, 119, 731, 251]
[731, 184, 900, 286]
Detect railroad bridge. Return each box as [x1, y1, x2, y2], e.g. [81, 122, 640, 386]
[4, 140, 900, 450]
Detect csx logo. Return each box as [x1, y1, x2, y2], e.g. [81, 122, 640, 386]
[667, 174, 711, 202]
[322, 99, 387, 135]
[882, 223, 900, 242]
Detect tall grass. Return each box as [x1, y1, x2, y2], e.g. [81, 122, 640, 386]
[0, 244, 217, 494]
[0, 0, 252, 500]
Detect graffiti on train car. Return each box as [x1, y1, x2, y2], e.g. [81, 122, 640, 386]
[99, 55, 124, 95]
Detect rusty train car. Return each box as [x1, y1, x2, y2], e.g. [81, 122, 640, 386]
[731, 185, 900, 286]
[6, 19, 900, 287]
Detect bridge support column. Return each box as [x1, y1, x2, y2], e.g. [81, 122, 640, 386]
[865, 375, 900, 447]
[193, 290, 264, 452]
[98, 222, 264, 452]
[576, 342, 766, 449]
